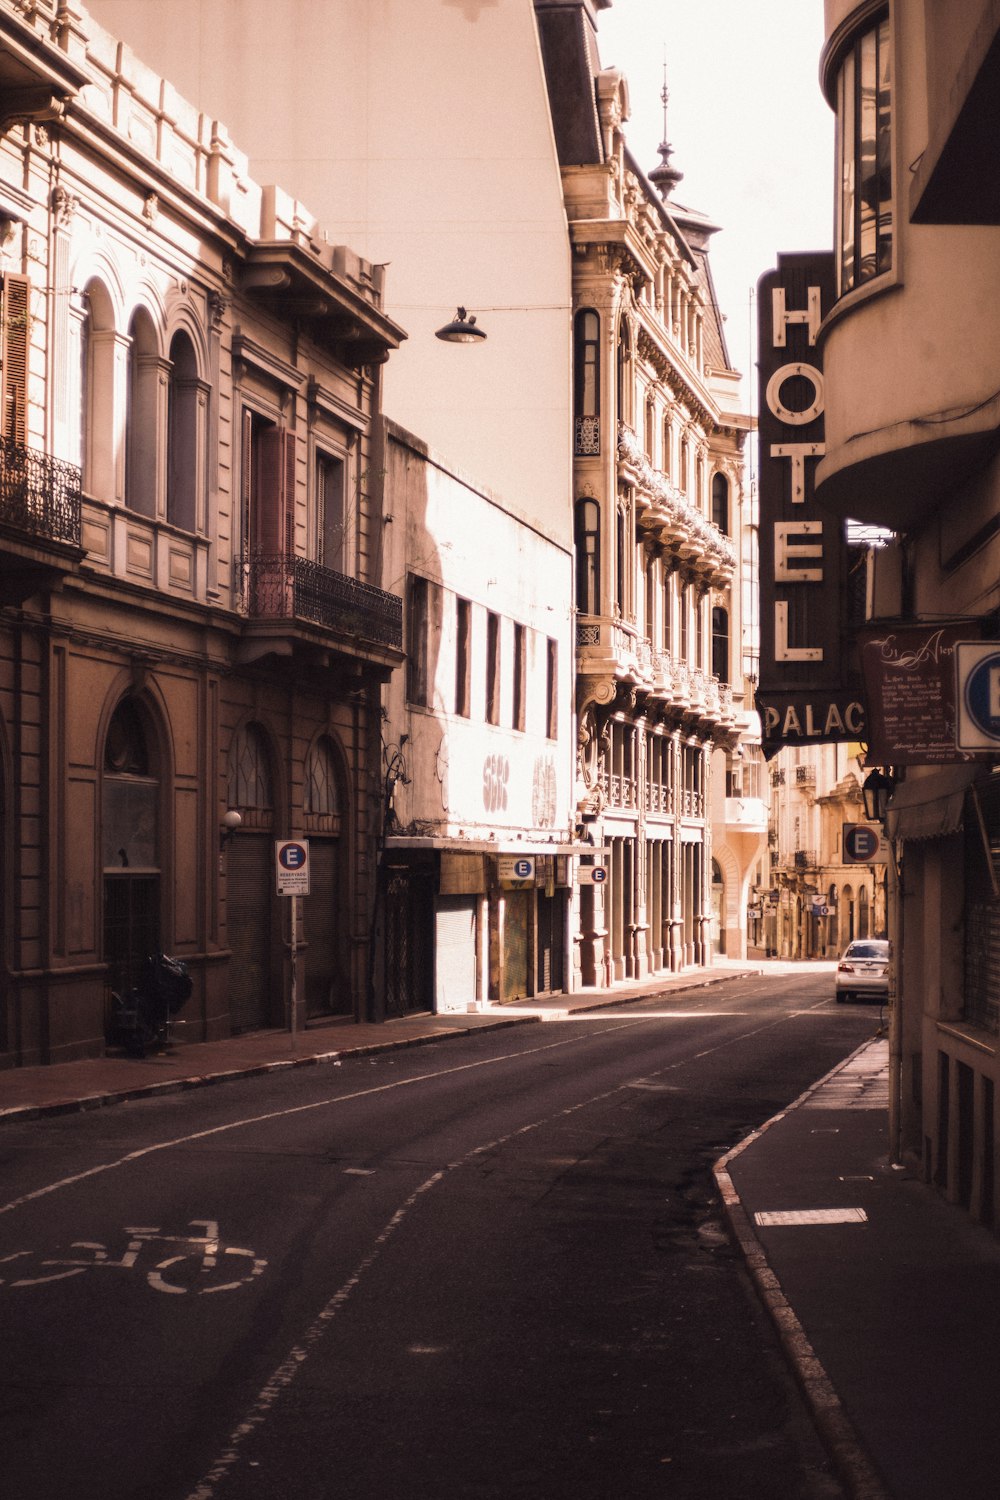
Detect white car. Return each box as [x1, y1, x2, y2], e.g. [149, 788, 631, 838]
[835, 939, 890, 1003]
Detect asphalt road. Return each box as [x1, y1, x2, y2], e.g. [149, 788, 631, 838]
[1, 970, 880, 1500]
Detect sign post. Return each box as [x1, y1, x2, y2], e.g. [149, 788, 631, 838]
[275, 840, 311, 1045]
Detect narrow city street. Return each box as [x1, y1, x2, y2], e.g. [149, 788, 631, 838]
[1, 970, 878, 1500]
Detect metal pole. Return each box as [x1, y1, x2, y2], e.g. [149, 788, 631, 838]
[887, 840, 901, 1162]
[290, 894, 298, 1048]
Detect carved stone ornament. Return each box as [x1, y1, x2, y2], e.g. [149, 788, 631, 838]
[51, 185, 78, 228]
[143, 193, 159, 226]
[207, 289, 228, 331]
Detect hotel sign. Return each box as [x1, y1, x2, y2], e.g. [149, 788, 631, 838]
[756, 252, 864, 755]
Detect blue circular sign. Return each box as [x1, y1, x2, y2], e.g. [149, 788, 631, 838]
[845, 825, 879, 861]
[279, 842, 307, 870]
[964, 651, 1000, 738]
[591, 866, 607, 883]
[513, 858, 533, 879]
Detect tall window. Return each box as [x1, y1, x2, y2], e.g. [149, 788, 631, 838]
[836, 11, 892, 294]
[1, 271, 29, 445]
[166, 331, 199, 533]
[103, 698, 160, 992]
[616, 320, 633, 428]
[512, 623, 526, 732]
[575, 498, 600, 616]
[316, 451, 347, 574]
[574, 309, 600, 455]
[486, 611, 501, 725]
[546, 638, 558, 741]
[712, 605, 730, 683]
[711, 472, 729, 535]
[407, 574, 441, 709]
[679, 581, 689, 660]
[455, 596, 472, 717]
[240, 409, 295, 559]
[126, 308, 160, 517]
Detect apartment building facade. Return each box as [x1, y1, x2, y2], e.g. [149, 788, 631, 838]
[537, 2, 758, 985]
[0, 1, 404, 1064]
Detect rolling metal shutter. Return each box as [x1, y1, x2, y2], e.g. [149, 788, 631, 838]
[226, 835, 272, 1031]
[435, 897, 476, 1012]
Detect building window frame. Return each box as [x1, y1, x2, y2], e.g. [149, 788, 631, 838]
[835, 8, 893, 297]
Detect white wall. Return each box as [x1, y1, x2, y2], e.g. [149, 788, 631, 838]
[84, 0, 573, 541]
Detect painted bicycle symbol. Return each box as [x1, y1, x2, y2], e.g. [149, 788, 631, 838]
[0, 1219, 266, 1295]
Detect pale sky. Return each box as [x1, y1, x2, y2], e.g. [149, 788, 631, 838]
[595, 0, 834, 404]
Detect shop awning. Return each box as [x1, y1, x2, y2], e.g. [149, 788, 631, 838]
[884, 766, 979, 842]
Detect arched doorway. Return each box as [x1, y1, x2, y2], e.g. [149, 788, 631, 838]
[102, 698, 161, 1002]
[303, 735, 350, 1017]
[711, 859, 724, 955]
[226, 723, 276, 1031]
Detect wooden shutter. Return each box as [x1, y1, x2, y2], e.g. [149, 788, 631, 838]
[2, 272, 30, 444]
[255, 425, 297, 554]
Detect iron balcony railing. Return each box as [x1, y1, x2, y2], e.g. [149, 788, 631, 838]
[237, 551, 403, 650]
[0, 437, 82, 547]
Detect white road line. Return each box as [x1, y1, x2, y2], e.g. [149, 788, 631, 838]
[0, 1021, 653, 1219]
[185, 1012, 795, 1499]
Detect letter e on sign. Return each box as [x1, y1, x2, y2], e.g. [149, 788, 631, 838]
[275, 839, 311, 895]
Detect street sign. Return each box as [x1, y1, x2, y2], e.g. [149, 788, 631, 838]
[842, 822, 888, 865]
[579, 865, 607, 885]
[956, 641, 1000, 750]
[498, 855, 535, 883]
[275, 839, 311, 895]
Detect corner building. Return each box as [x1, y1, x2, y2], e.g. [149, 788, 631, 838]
[0, 1, 403, 1063]
[537, 2, 756, 985]
[815, 0, 1000, 1230]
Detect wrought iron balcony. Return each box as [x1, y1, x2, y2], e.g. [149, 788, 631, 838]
[0, 437, 82, 547]
[237, 552, 402, 650]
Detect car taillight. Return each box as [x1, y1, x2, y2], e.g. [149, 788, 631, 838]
[838, 962, 854, 973]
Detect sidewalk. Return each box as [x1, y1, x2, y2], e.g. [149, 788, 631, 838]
[716, 1036, 1000, 1500]
[0, 960, 761, 1122]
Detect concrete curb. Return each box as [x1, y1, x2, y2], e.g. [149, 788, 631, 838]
[3, 965, 758, 1124]
[713, 1037, 893, 1500]
[0, 1014, 540, 1123]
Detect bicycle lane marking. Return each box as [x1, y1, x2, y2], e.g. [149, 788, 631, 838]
[185, 1009, 815, 1500]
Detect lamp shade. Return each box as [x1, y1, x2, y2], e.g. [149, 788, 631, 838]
[435, 306, 486, 343]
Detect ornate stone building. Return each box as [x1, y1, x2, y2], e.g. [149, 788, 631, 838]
[537, 2, 758, 985]
[0, 1, 403, 1064]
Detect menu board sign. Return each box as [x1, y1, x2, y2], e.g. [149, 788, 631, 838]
[859, 622, 979, 765]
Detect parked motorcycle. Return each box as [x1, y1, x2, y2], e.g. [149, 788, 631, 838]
[110, 952, 193, 1058]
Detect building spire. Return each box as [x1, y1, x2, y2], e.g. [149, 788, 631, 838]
[649, 54, 684, 202]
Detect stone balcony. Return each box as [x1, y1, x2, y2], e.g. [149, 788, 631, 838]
[576, 614, 735, 736]
[616, 424, 736, 588]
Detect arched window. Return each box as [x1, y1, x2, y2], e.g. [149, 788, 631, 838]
[712, 606, 730, 682]
[661, 415, 671, 477]
[305, 736, 340, 821]
[80, 280, 117, 501]
[712, 472, 729, 535]
[574, 309, 600, 455]
[228, 723, 273, 822]
[126, 308, 161, 517]
[575, 498, 600, 616]
[167, 330, 199, 532]
[644, 394, 656, 461]
[679, 436, 689, 496]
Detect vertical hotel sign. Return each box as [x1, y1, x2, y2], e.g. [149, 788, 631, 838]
[756, 252, 865, 755]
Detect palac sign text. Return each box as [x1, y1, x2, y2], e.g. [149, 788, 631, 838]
[756, 252, 864, 755]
